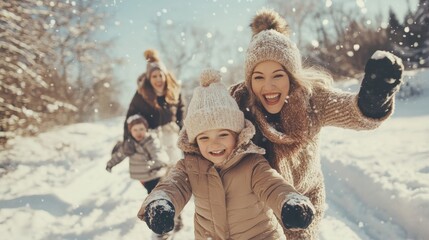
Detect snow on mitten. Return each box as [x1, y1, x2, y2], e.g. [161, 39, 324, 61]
[281, 193, 315, 230]
[358, 50, 404, 118]
[143, 199, 175, 234]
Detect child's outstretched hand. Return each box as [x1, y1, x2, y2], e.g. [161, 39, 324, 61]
[281, 193, 315, 230]
[140, 199, 175, 234]
[105, 164, 112, 173]
[358, 50, 404, 118]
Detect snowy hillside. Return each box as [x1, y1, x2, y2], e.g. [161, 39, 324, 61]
[0, 69, 428, 240]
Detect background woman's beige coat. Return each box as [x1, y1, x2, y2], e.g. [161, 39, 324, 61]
[139, 121, 302, 240]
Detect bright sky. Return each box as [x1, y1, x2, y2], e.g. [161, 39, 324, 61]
[101, 0, 419, 106]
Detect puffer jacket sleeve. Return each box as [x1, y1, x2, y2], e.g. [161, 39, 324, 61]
[251, 156, 298, 220]
[313, 86, 393, 130]
[144, 135, 170, 165]
[138, 159, 192, 218]
[106, 141, 128, 168]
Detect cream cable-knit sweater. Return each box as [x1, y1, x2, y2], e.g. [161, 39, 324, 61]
[230, 82, 393, 240]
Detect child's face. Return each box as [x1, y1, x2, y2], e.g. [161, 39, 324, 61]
[196, 129, 237, 166]
[251, 60, 290, 114]
[130, 123, 147, 141]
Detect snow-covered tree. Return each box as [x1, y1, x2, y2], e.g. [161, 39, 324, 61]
[0, 0, 122, 146]
[388, 0, 429, 69]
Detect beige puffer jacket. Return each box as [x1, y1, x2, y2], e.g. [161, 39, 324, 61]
[139, 120, 305, 240]
[107, 134, 169, 181]
[230, 82, 393, 239]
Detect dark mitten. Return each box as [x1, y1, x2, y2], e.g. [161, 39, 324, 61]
[105, 164, 112, 173]
[358, 50, 404, 118]
[143, 199, 175, 234]
[281, 193, 315, 230]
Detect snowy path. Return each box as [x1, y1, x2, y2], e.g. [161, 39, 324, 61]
[1, 71, 429, 239]
[1, 112, 427, 239]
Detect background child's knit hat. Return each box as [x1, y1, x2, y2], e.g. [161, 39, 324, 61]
[144, 49, 167, 77]
[245, 8, 302, 88]
[127, 114, 149, 132]
[184, 69, 245, 143]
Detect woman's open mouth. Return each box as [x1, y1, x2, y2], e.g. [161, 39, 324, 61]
[263, 93, 281, 105]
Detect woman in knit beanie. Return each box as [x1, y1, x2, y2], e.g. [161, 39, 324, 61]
[138, 69, 316, 240]
[123, 49, 185, 165]
[229, 8, 405, 239]
[122, 49, 186, 237]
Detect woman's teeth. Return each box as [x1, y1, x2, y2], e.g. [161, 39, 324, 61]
[264, 93, 280, 103]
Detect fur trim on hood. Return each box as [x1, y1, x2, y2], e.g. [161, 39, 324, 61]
[230, 81, 313, 169]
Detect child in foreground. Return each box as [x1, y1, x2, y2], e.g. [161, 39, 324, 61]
[137, 69, 315, 239]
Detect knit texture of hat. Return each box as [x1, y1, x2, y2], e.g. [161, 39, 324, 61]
[245, 9, 302, 87]
[184, 69, 245, 143]
[144, 49, 167, 77]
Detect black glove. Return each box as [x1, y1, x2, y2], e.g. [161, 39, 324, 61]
[358, 51, 404, 118]
[143, 199, 175, 235]
[281, 196, 315, 230]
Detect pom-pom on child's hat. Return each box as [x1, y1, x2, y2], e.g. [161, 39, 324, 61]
[245, 8, 302, 88]
[144, 49, 167, 77]
[127, 114, 149, 132]
[184, 69, 245, 143]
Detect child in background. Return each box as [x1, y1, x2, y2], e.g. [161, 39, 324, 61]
[106, 114, 169, 194]
[137, 69, 315, 240]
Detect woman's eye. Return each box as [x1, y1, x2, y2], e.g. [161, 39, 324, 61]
[253, 76, 263, 80]
[274, 74, 284, 78]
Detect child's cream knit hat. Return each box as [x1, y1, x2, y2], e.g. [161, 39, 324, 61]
[245, 8, 302, 88]
[184, 69, 245, 143]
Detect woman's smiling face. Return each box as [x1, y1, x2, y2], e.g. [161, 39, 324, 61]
[251, 61, 290, 114]
[149, 69, 166, 96]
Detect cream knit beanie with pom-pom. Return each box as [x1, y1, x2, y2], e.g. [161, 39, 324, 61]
[184, 69, 245, 143]
[245, 8, 302, 88]
[144, 49, 167, 77]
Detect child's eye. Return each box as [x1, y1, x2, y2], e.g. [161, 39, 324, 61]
[198, 136, 208, 141]
[219, 132, 230, 137]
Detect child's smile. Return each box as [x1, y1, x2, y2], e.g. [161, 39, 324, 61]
[196, 129, 237, 166]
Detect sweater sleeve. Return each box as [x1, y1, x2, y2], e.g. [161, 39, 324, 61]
[138, 159, 192, 218]
[251, 156, 298, 220]
[314, 86, 393, 130]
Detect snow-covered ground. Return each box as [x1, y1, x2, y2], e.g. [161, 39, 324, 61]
[1, 69, 428, 240]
